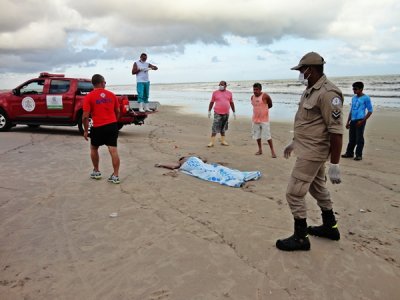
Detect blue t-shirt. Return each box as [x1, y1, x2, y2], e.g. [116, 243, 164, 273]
[350, 94, 373, 120]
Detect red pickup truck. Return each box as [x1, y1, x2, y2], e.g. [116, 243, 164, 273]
[0, 72, 159, 133]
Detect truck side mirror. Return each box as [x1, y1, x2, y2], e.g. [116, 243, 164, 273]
[12, 89, 20, 96]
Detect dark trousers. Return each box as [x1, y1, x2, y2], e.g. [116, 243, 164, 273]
[345, 119, 366, 157]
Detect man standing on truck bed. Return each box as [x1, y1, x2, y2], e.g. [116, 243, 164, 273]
[132, 53, 158, 112]
[82, 74, 121, 184]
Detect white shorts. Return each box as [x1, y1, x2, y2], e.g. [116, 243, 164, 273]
[252, 122, 271, 140]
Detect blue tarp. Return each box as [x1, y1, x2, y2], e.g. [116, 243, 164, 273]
[179, 157, 262, 188]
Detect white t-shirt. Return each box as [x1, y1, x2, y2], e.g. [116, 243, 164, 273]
[135, 60, 150, 82]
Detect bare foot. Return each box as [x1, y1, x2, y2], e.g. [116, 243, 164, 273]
[255, 151, 262, 155]
[271, 153, 277, 158]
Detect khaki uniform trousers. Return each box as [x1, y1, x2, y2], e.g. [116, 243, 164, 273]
[286, 158, 333, 219]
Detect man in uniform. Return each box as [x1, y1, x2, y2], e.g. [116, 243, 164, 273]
[276, 52, 343, 251]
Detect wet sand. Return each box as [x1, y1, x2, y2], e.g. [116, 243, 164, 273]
[1, 106, 399, 299]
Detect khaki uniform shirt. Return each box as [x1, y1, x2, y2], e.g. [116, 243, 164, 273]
[293, 75, 344, 161]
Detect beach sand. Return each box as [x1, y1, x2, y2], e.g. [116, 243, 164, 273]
[1, 106, 399, 300]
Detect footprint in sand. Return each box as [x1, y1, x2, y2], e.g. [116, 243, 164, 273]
[149, 289, 170, 299]
[163, 171, 179, 177]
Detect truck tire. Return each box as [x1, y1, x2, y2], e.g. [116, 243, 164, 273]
[0, 109, 12, 131]
[77, 111, 93, 135]
[77, 111, 84, 134]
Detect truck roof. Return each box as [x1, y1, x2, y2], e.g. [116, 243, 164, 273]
[39, 72, 65, 78]
[38, 72, 91, 81]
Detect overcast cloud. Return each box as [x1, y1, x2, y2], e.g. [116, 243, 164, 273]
[0, 0, 399, 86]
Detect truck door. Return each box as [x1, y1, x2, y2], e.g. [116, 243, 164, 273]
[47, 79, 73, 120]
[11, 79, 46, 120]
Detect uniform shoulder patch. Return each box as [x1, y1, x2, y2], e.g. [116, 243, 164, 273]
[331, 97, 342, 107]
[332, 109, 341, 119]
[330, 96, 342, 119]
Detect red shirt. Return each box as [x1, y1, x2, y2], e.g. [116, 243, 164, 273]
[211, 90, 233, 114]
[83, 88, 118, 127]
[251, 92, 269, 123]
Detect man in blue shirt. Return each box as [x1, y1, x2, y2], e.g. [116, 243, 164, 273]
[342, 81, 373, 161]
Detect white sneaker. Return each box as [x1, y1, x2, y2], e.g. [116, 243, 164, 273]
[107, 174, 120, 184]
[138, 103, 145, 112]
[144, 103, 152, 112]
[90, 170, 102, 180]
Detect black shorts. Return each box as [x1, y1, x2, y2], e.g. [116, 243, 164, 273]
[90, 122, 118, 147]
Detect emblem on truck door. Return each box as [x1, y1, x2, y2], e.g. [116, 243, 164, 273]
[22, 97, 35, 112]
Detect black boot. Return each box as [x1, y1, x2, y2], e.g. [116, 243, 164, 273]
[276, 218, 310, 251]
[308, 209, 340, 240]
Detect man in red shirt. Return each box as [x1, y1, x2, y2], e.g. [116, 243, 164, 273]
[82, 74, 121, 184]
[207, 81, 236, 147]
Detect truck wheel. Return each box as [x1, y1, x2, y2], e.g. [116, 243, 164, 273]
[78, 122, 84, 134]
[77, 112, 93, 135]
[0, 109, 12, 132]
[117, 123, 124, 130]
[77, 111, 84, 134]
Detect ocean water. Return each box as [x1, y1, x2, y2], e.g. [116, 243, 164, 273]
[109, 74, 400, 122]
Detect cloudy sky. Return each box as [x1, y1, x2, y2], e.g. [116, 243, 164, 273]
[0, 0, 399, 88]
